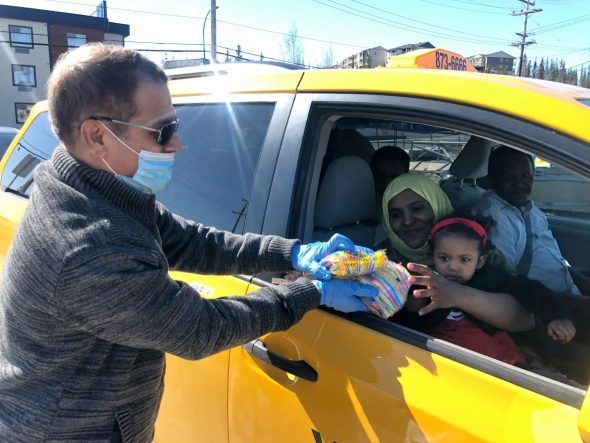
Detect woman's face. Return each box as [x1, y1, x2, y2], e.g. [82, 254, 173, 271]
[388, 189, 435, 248]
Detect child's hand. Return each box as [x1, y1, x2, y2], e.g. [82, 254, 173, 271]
[547, 319, 576, 343]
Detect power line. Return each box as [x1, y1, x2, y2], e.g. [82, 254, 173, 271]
[443, 0, 513, 10]
[529, 13, 590, 34]
[417, 0, 509, 15]
[216, 19, 364, 49]
[349, 0, 508, 41]
[46, 0, 201, 19]
[569, 59, 590, 70]
[44, 0, 368, 50]
[0, 38, 315, 69]
[314, 0, 513, 46]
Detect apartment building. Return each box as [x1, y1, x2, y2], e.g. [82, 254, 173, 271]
[0, 3, 129, 128]
[387, 41, 434, 65]
[340, 43, 437, 70]
[467, 51, 516, 75]
[340, 46, 388, 69]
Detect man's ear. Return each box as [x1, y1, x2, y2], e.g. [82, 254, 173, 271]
[476, 254, 487, 269]
[79, 119, 108, 158]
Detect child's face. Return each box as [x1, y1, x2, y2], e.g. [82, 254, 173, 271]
[433, 235, 486, 284]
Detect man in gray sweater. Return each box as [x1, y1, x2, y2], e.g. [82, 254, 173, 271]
[0, 44, 376, 442]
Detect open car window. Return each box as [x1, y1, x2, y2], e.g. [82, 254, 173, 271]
[305, 113, 589, 393]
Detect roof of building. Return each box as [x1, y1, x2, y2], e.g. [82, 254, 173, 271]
[486, 51, 516, 59]
[389, 42, 435, 52]
[467, 51, 516, 59]
[0, 5, 130, 37]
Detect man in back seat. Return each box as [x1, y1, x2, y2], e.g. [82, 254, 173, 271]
[473, 146, 590, 383]
[473, 146, 586, 294]
[370, 145, 410, 199]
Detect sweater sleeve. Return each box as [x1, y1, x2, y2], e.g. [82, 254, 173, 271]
[468, 262, 571, 325]
[55, 243, 320, 359]
[501, 274, 573, 326]
[154, 202, 297, 275]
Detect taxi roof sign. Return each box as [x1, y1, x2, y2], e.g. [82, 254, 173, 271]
[386, 48, 477, 72]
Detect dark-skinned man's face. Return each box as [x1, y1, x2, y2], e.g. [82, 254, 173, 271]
[491, 153, 534, 207]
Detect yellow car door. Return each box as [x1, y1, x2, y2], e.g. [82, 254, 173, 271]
[228, 279, 583, 442]
[154, 273, 252, 443]
[225, 88, 590, 441]
[154, 94, 295, 441]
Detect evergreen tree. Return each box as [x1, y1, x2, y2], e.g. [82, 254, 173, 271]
[581, 67, 590, 88]
[557, 59, 567, 84]
[536, 58, 545, 79]
[531, 59, 538, 78]
[524, 56, 532, 77]
[547, 59, 556, 81]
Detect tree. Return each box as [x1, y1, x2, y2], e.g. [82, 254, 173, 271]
[531, 59, 538, 78]
[281, 22, 305, 66]
[581, 67, 590, 89]
[524, 55, 532, 78]
[320, 46, 335, 68]
[547, 58, 557, 81]
[536, 58, 545, 79]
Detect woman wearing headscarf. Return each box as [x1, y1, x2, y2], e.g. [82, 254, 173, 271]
[379, 173, 533, 332]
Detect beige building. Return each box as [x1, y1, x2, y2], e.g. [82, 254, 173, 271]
[0, 4, 129, 128]
[340, 46, 388, 69]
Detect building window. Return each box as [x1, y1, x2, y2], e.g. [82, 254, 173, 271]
[67, 33, 86, 48]
[15, 103, 34, 124]
[9, 25, 33, 49]
[11, 65, 37, 87]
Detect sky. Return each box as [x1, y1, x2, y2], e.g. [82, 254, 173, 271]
[5, 0, 590, 71]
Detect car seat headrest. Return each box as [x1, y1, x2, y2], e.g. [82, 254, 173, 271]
[450, 136, 495, 179]
[315, 156, 376, 229]
[326, 128, 374, 165]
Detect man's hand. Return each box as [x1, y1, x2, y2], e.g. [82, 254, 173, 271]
[547, 318, 576, 343]
[406, 263, 463, 316]
[291, 234, 357, 279]
[313, 279, 378, 313]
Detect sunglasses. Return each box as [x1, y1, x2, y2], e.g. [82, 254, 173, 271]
[89, 116, 180, 146]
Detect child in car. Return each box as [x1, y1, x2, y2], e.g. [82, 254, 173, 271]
[426, 214, 576, 365]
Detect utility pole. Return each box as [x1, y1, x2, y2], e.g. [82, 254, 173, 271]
[511, 0, 542, 77]
[211, 0, 217, 63]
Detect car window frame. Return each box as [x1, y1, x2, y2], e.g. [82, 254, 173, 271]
[264, 91, 590, 407]
[171, 92, 295, 235]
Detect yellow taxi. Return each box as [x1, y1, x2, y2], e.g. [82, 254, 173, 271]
[1, 64, 590, 442]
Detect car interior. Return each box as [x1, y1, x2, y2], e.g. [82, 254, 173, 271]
[310, 116, 590, 390]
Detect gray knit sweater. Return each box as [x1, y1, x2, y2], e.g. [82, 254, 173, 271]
[0, 146, 320, 442]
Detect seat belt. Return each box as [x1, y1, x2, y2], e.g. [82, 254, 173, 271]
[516, 208, 533, 276]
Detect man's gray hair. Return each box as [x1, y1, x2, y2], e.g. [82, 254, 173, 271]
[47, 43, 168, 147]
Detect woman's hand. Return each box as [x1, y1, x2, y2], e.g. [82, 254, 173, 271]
[406, 263, 464, 316]
[407, 263, 535, 331]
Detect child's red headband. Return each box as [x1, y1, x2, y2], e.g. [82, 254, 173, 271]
[430, 217, 488, 246]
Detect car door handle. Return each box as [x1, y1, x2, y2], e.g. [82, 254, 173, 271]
[243, 339, 318, 382]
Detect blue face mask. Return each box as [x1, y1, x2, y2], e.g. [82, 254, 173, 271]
[99, 122, 175, 194]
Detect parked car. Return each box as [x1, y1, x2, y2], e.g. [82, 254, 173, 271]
[0, 126, 18, 160]
[1, 67, 590, 443]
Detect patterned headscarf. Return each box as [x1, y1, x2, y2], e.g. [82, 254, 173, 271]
[382, 172, 453, 265]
